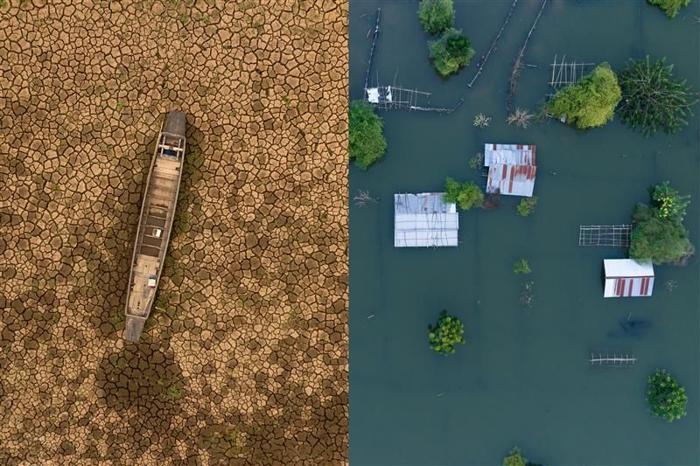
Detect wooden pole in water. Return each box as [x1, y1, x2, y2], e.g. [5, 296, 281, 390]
[364, 8, 381, 91]
[507, 0, 548, 112]
[467, 0, 519, 89]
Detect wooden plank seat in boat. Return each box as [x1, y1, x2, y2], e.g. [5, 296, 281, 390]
[141, 235, 163, 248]
[150, 176, 179, 191]
[139, 244, 161, 257]
[145, 215, 166, 228]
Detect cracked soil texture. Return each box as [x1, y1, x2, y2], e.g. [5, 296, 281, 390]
[0, 0, 348, 464]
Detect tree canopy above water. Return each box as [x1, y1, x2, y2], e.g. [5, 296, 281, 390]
[547, 63, 621, 129]
[618, 56, 698, 136]
[444, 177, 484, 210]
[349, 100, 387, 170]
[629, 182, 694, 265]
[429, 28, 475, 78]
[647, 0, 691, 18]
[647, 369, 688, 422]
[418, 0, 454, 35]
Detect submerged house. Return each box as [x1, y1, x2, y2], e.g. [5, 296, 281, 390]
[603, 259, 655, 298]
[394, 193, 458, 247]
[484, 143, 537, 197]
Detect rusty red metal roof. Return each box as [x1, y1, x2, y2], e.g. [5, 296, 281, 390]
[486, 164, 537, 197]
[484, 143, 536, 166]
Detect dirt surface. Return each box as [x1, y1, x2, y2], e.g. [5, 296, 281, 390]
[0, 0, 348, 464]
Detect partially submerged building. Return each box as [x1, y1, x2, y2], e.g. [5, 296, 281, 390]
[394, 193, 458, 248]
[603, 259, 654, 298]
[484, 143, 537, 197]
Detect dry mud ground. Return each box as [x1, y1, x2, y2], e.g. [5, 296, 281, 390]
[0, 0, 348, 464]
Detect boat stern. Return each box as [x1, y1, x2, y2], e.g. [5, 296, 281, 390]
[162, 110, 186, 138]
[124, 316, 147, 342]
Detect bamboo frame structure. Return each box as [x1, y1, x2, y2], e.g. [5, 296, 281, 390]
[578, 225, 632, 247]
[589, 353, 637, 366]
[362, 8, 463, 114]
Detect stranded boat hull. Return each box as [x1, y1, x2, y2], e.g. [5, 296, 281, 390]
[124, 111, 186, 342]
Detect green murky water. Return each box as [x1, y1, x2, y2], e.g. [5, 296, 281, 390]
[349, 1, 700, 465]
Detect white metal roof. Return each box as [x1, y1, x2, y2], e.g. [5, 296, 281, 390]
[484, 143, 536, 166]
[394, 193, 458, 247]
[604, 259, 654, 278]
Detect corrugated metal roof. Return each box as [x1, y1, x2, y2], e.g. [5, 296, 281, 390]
[486, 164, 536, 197]
[484, 143, 536, 166]
[483, 143, 537, 197]
[604, 276, 654, 297]
[394, 193, 458, 248]
[604, 259, 654, 278]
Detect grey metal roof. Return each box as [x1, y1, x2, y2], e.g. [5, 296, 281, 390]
[394, 193, 459, 248]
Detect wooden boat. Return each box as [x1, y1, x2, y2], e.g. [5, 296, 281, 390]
[124, 111, 186, 342]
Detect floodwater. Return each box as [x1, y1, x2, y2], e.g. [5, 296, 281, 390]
[348, 1, 700, 465]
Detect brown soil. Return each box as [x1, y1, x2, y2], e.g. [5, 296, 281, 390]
[0, 0, 348, 464]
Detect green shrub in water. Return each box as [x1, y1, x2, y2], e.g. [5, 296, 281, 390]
[503, 447, 527, 466]
[444, 177, 484, 210]
[418, 0, 454, 35]
[647, 369, 687, 421]
[629, 182, 694, 265]
[651, 181, 690, 221]
[429, 28, 475, 78]
[618, 56, 697, 135]
[516, 197, 538, 217]
[647, 0, 691, 18]
[428, 311, 465, 355]
[547, 63, 621, 129]
[349, 100, 387, 169]
[513, 259, 531, 275]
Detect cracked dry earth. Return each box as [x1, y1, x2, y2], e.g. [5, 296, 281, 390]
[0, 0, 348, 464]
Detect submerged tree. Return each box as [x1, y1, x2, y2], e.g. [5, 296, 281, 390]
[502, 447, 527, 466]
[618, 56, 697, 135]
[429, 28, 475, 78]
[473, 113, 492, 128]
[516, 197, 538, 217]
[647, 0, 691, 18]
[630, 205, 694, 264]
[629, 181, 694, 265]
[647, 369, 688, 422]
[547, 63, 621, 129]
[507, 108, 535, 129]
[349, 100, 387, 169]
[428, 311, 465, 355]
[468, 152, 484, 170]
[444, 177, 484, 210]
[513, 259, 531, 275]
[418, 0, 454, 35]
[650, 181, 690, 221]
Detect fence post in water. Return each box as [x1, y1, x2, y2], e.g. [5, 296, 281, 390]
[507, 0, 548, 112]
[467, 0, 519, 89]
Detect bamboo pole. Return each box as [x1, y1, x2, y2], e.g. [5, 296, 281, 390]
[467, 0, 519, 89]
[507, 0, 548, 112]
